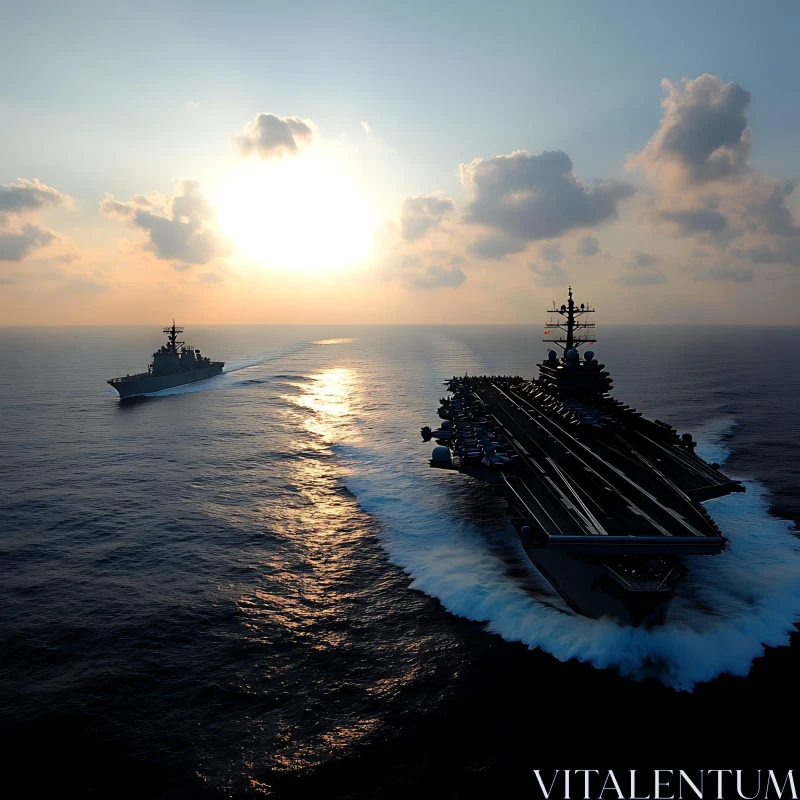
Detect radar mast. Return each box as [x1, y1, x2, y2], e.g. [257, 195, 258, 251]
[544, 286, 596, 353]
[163, 320, 185, 352]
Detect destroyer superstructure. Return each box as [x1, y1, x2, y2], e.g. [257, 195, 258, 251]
[420, 288, 743, 625]
[108, 322, 223, 399]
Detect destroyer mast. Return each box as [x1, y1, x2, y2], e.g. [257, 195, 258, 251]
[163, 320, 185, 353]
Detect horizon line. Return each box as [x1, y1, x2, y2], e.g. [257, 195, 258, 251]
[2, 322, 800, 328]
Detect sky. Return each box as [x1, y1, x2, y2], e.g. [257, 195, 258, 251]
[1, 0, 799, 324]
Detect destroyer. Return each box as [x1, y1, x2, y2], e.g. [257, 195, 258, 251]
[420, 288, 744, 626]
[108, 322, 223, 399]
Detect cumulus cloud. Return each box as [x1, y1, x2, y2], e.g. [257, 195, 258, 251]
[368, 74, 795, 298]
[400, 194, 455, 241]
[746, 178, 800, 237]
[377, 201, 466, 290]
[0, 224, 55, 261]
[539, 242, 563, 263]
[616, 271, 668, 286]
[460, 150, 634, 242]
[529, 262, 567, 288]
[631, 74, 751, 186]
[382, 251, 466, 290]
[408, 263, 465, 289]
[739, 240, 800, 268]
[628, 250, 659, 268]
[467, 233, 526, 260]
[694, 265, 754, 283]
[576, 235, 600, 256]
[615, 249, 667, 285]
[695, 174, 800, 263]
[0, 179, 69, 262]
[658, 207, 729, 236]
[53, 252, 79, 264]
[528, 241, 568, 287]
[628, 73, 800, 274]
[100, 179, 233, 265]
[0, 178, 71, 214]
[233, 113, 314, 159]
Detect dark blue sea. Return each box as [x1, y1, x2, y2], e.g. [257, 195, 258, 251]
[1, 325, 798, 798]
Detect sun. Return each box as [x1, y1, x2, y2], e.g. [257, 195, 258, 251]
[216, 150, 375, 273]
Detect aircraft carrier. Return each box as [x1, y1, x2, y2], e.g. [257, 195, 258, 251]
[108, 322, 223, 399]
[420, 288, 744, 626]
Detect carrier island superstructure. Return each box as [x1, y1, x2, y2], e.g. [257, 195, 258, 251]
[108, 322, 223, 399]
[420, 288, 744, 626]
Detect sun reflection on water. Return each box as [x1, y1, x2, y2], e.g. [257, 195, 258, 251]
[226, 365, 407, 772]
[313, 338, 356, 345]
[284, 367, 361, 444]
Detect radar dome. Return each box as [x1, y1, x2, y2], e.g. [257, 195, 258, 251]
[584, 350, 594, 361]
[565, 349, 579, 361]
[547, 349, 557, 360]
[431, 446, 451, 462]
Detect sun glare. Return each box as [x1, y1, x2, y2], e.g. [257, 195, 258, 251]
[216, 151, 375, 273]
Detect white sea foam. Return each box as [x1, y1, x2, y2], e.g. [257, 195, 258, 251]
[335, 432, 800, 691]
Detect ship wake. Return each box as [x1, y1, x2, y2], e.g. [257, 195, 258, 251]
[145, 341, 314, 397]
[223, 341, 314, 373]
[336, 425, 800, 691]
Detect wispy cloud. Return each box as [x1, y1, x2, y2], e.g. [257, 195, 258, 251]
[360, 120, 396, 154]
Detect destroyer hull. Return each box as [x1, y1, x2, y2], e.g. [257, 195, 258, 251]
[109, 363, 223, 398]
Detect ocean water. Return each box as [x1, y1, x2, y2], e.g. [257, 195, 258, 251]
[1, 324, 798, 797]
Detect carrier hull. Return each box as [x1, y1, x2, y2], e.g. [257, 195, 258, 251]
[522, 546, 672, 627]
[420, 287, 744, 627]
